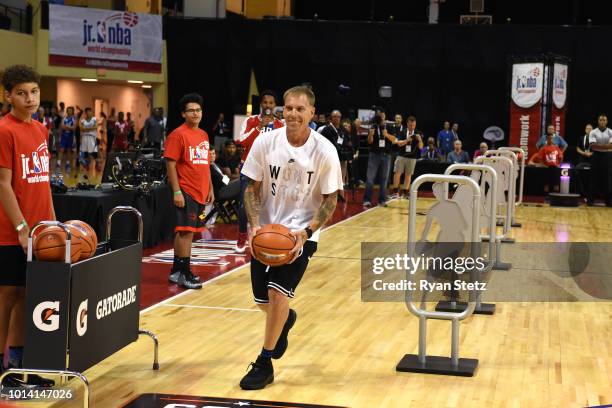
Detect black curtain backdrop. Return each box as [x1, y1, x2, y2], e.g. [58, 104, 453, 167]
[165, 18, 612, 159]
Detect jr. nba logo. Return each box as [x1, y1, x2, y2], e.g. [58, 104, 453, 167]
[32, 151, 42, 174]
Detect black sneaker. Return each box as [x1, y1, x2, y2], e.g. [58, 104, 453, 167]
[177, 271, 202, 289]
[169, 269, 201, 284]
[239, 356, 274, 390]
[24, 374, 55, 387]
[272, 309, 297, 359]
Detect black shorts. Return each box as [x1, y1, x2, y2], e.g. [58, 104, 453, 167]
[251, 240, 317, 304]
[0, 245, 27, 286]
[175, 191, 206, 233]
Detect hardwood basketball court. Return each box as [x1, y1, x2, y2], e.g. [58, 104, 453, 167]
[35, 199, 612, 408]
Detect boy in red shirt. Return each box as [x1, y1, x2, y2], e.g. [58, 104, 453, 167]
[529, 133, 564, 193]
[164, 93, 214, 289]
[0, 65, 56, 388]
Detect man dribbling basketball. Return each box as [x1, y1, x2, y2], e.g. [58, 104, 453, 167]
[239, 86, 343, 390]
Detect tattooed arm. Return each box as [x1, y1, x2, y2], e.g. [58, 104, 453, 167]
[288, 191, 339, 262]
[244, 177, 263, 247]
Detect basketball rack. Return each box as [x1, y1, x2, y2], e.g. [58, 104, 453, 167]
[0, 207, 159, 408]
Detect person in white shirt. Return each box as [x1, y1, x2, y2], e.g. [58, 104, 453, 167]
[587, 114, 612, 205]
[78, 107, 98, 179]
[239, 86, 342, 390]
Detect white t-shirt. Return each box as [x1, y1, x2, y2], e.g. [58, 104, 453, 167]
[589, 127, 612, 145]
[241, 127, 343, 242]
[80, 117, 97, 139]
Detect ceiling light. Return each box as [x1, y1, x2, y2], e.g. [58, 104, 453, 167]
[128, 80, 143, 84]
[141, 84, 152, 88]
[81, 78, 98, 82]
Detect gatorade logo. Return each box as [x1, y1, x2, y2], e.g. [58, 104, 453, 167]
[33, 301, 60, 332]
[76, 299, 88, 336]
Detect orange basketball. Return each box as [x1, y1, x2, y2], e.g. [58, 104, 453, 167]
[251, 224, 296, 267]
[33, 225, 82, 263]
[65, 220, 98, 259]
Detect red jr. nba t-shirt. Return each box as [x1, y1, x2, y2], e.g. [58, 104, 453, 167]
[538, 144, 563, 167]
[163, 123, 211, 204]
[0, 113, 54, 245]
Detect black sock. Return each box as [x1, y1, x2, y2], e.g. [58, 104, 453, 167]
[179, 257, 190, 274]
[259, 348, 273, 359]
[8, 346, 23, 368]
[172, 255, 180, 272]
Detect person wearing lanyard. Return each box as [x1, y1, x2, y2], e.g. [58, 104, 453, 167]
[391, 115, 422, 199]
[576, 123, 593, 169]
[587, 114, 612, 206]
[363, 111, 396, 208]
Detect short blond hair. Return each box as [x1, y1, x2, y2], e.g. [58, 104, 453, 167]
[283, 86, 315, 107]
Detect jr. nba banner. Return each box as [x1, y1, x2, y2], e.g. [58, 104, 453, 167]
[551, 63, 568, 138]
[509, 63, 545, 157]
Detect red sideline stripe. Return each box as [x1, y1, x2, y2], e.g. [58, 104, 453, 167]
[175, 226, 206, 233]
[49, 54, 161, 73]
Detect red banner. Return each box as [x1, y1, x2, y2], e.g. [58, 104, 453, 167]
[551, 105, 566, 139]
[509, 103, 542, 159]
[509, 63, 545, 158]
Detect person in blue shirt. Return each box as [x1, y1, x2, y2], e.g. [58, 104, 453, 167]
[446, 140, 470, 163]
[437, 120, 456, 159]
[536, 124, 568, 152]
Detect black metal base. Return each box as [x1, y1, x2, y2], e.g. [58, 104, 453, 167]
[435, 300, 496, 315]
[396, 354, 478, 377]
[501, 237, 515, 243]
[511, 222, 522, 227]
[548, 193, 580, 207]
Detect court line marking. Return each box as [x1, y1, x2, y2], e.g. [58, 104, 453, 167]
[140, 202, 382, 315]
[160, 304, 261, 312]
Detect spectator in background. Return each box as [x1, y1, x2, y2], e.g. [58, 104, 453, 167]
[389, 114, 403, 138]
[78, 107, 98, 181]
[340, 119, 358, 187]
[308, 114, 318, 130]
[364, 111, 396, 208]
[106, 107, 116, 152]
[97, 111, 107, 170]
[320, 110, 347, 201]
[35, 107, 52, 150]
[576, 123, 593, 169]
[217, 140, 241, 181]
[391, 116, 422, 199]
[235, 89, 284, 253]
[437, 120, 456, 160]
[143, 107, 165, 152]
[587, 114, 612, 206]
[451, 122, 460, 140]
[57, 106, 76, 174]
[528, 132, 563, 194]
[212, 112, 231, 153]
[50, 105, 61, 155]
[446, 140, 470, 164]
[58, 101, 65, 118]
[473, 141, 489, 160]
[421, 137, 442, 161]
[316, 113, 327, 131]
[348, 118, 362, 187]
[273, 106, 283, 121]
[126, 112, 136, 144]
[112, 111, 131, 152]
[536, 124, 568, 152]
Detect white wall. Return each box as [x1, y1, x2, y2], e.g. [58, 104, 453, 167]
[183, 0, 226, 18]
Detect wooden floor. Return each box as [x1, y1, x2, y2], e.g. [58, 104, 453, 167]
[37, 200, 612, 408]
